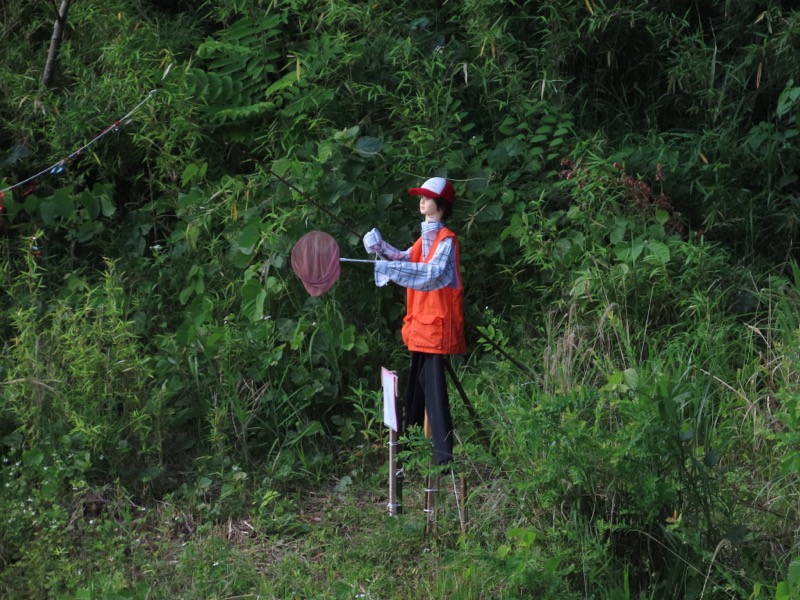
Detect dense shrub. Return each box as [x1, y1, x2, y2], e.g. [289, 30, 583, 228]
[1, 1, 799, 597]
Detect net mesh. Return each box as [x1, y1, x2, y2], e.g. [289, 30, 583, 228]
[291, 231, 341, 296]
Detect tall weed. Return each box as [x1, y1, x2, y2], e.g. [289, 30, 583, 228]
[2, 259, 168, 476]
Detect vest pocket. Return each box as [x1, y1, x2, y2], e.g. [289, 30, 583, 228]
[404, 314, 445, 352]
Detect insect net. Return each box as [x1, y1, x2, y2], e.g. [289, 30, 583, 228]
[291, 231, 341, 296]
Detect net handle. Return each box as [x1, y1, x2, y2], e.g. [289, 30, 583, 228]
[340, 258, 379, 264]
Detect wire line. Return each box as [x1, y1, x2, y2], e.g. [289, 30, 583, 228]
[0, 89, 157, 198]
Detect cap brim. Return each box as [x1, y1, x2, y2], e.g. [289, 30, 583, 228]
[408, 187, 439, 199]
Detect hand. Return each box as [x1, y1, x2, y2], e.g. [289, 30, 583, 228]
[363, 228, 383, 254]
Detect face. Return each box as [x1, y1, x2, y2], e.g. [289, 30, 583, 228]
[418, 196, 444, 220]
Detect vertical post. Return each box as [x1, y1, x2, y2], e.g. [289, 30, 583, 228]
[388, 430, 403, 516]
[424, 474, 439, 535]
[423, 407, 437, 535]
[382, 367, 402, 516]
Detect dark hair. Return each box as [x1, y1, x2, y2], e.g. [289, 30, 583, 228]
[433, 197, 453, 221]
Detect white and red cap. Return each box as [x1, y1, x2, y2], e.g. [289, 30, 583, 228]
[408, 177, 455, 206]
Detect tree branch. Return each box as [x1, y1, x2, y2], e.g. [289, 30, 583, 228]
[42, 0, 70, 87]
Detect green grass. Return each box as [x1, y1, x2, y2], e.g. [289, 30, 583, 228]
[0, 444, 575, 599]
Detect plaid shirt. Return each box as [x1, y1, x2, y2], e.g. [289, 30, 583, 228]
[373, 221, 459, 291]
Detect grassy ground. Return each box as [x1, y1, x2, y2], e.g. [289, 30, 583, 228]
[3, 442, 568, 600]
[2, 406, 797, 599]
[126, 466, 555, 599]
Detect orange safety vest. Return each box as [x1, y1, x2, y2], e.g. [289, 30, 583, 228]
[401, 227, 466, 355]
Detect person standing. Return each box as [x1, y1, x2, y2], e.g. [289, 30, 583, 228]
[363, 177, 466, 465]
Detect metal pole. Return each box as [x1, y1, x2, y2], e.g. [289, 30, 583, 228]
[424, 474, 439, 535]
[388, 431, 403, 516]
[339, 258, 378, 264]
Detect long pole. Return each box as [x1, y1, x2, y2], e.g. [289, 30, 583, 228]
[339, 258, 377, 264]
[443, 360, 491, 452]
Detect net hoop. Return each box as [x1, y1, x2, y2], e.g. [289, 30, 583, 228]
[291, 231, 341, 296]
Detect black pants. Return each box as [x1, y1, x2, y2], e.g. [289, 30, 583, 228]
[404, 352, 453, 465]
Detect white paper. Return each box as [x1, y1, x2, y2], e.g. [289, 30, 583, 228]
[381, 367, 399, 432]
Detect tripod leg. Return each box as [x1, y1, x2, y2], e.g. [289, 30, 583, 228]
[443, 360, 491, 453]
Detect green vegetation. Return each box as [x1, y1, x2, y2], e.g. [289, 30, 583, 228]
[1, 1, 799, 597]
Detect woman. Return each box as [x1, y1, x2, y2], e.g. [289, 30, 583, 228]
[363, 176, 465, 465]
